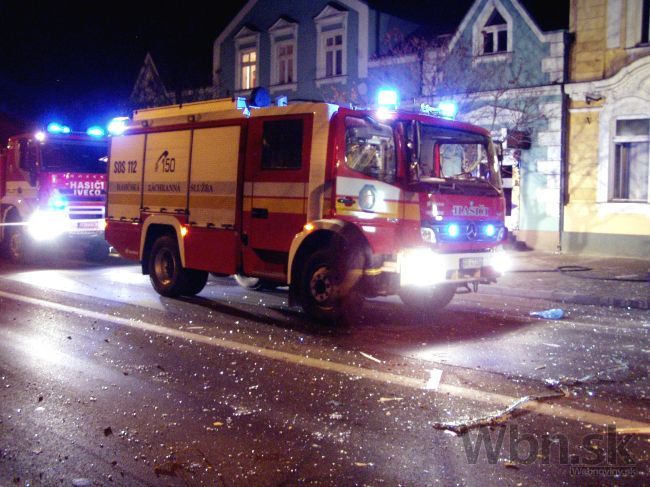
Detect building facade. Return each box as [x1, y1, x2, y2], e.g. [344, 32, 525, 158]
[564, 0, 650, 257]
[212, 0, 422, 108]
[420, 0, 569, 250]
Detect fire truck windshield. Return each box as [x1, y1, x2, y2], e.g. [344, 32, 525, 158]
[417, 124, 501, 191]
[40, 140, 107, 174]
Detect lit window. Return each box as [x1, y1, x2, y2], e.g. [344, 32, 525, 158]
[240, 50, 257, 90]
[612, 119, 649, 201]
[234, 26, 260, 92]
[481, 10, 508, 54]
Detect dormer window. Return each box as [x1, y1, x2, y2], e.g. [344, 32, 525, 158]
[472, 1, 513, 62]
[482, 10, 508, 54]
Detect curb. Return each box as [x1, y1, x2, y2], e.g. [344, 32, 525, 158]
[478, 285, 650, 311]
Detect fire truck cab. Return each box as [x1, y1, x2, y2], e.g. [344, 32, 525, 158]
[106, 97, 510, 321]
[0, 128, 110, 262]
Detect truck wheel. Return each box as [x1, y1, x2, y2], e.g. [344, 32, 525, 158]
[399, 284, 457, 312]
[233, 274, 276, 290]
[148, 235, 190, 297]
[299, 249, 348, 322]
[184, 269, 209, 296]
[84, 240, 111, 262]
[4, 225, 32, 263]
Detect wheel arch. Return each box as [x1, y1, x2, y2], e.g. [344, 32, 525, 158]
[140, 216, 186, 274]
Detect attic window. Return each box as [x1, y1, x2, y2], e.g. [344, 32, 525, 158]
[481, 10, 508, 54]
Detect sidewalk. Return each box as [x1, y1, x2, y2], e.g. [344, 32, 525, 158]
[478, 251, 650, 310]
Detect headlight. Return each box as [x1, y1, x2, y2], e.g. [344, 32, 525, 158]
[27, 209, 66, 241]
[399, 248, 446, 287]
[490, 249, 512, 274]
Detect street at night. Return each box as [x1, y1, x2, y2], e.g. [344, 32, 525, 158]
[0, 254, 647, 485]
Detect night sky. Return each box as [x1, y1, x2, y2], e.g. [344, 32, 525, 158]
[0, 1, 565, 134]
[0, 1, 246, 131]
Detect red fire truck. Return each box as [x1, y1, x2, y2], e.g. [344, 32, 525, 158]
[105, 97, 510, 321]
[0, 126, 110, 262]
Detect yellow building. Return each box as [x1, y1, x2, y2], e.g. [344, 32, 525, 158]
[565, 0, 650, 256]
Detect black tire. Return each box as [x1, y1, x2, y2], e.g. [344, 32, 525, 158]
[184, 269, 209, 296]
[3, 225, 32, 263]
[233, 274, 276, 290]
[299, 248, 362, 323]
[399, 284, 457, 312]
[148, 235, 189, 297]
[84, 240, 111, 262]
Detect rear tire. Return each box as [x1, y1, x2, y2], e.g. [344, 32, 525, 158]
[148, 235, 196, 297]
[399, 284, 456, 312]
[184, 269, 209, 296]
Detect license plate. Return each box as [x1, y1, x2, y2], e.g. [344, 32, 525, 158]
[460, 257, 483, 270]
[77, 221, 99, 230]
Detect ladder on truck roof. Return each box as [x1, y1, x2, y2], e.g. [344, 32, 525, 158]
[132, 98, 238, 121]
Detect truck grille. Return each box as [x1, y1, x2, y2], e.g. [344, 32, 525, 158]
[68, 206, 105, 220]
[429, 221, 503, 243]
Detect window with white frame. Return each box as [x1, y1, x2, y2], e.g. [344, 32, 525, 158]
[612, 119, 650, 201]
[269, 18, 298, 89]
[472, 1, 512, 60]
[481, 10, 508, 54]
[324, 32, 344, 77]
[240, 49, 257, 90]
[314, 5, 348, 82]
[234, 27, 260, 92]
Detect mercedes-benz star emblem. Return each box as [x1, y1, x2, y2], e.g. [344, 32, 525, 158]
[466, 223, 478, 240]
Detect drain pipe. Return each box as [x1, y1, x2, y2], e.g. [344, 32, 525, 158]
[558, 31, 572, 253]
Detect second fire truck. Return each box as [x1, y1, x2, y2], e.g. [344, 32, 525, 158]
[0, 126, 110, 262]
[105, 96, 510, 321]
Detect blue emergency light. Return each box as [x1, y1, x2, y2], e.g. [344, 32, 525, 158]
[107, 117, 128, 136]
[377, 89, 398, 108]
[47, 122, 71, 134]
[86, 126, 106, 137]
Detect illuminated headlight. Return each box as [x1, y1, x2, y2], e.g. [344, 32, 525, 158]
[490, 249, 512, 274]
[420, 227, 437, 244]
[399, 248, 446, 287]
[27, 209, 66, 241]
[48, 192, 67, 210]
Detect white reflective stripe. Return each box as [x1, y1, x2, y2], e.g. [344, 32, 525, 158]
[336, 176, 402, 200]
[247, 182, 306, 198]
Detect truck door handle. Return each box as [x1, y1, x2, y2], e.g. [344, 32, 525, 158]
[337, 197, 355, 207]
[251, 207, 268, 219]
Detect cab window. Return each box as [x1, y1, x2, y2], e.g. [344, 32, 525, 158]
[345, 117, 396, 183]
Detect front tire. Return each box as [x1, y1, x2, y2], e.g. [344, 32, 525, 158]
[84, 240, 111, 262]
[148, 235, 205, 297]
[4, 225, 32, 263]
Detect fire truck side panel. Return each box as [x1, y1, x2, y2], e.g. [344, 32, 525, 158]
[107, 134, 145, 221]
[142, 131, 191, 213]
[241, 113, 314, 279]
[183, 125, 242, 274]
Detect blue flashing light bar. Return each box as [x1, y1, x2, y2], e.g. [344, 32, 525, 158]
[437, 102, 458, 119]
[447, 223, 460, 238]
[484, 224, 496, 237]
[377, 89, 398, 108]
[47, 122, 71, 134]
[86, 126, 106, 137]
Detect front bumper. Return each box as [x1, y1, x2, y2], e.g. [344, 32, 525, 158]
[390, 247, 511, 288]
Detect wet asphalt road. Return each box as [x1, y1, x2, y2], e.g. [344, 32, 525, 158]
[0, 254, 648, 486]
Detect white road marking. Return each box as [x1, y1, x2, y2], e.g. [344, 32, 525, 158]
[1, 289, 648, 431]
[425, 368, 443, 390]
